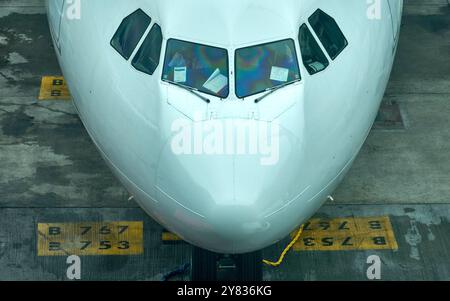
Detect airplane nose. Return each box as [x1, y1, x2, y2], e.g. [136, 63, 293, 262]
[154, 118, 307, 253]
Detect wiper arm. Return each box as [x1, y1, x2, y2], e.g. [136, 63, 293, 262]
[254, 79, 301, 104]
[168, 81, 211, 104]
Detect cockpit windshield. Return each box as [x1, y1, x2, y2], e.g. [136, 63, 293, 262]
[162, 39, 229, 98]
[235, 39, 301, 99]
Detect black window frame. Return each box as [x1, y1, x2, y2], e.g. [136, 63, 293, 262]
[131, 23, 163, 76]
[161, 38, 230, 99]
[234, 38, 302, 99]
[308, 9, 348, 60]
[110, 8, 152, 60]
[298, 23, 330, 75]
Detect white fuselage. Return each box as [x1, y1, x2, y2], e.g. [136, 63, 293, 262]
[46, 0, 402, 253]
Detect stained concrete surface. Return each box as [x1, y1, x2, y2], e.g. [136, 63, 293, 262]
[334, 0, 450, 204]
[0, 3, 129, 208]
[0, 0, 450, 280]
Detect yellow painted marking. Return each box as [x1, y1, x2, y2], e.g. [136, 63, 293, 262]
[162, 232, 182, 242]
[38, 76, 71, 100]
[292, 216, 398, 251]
[161, 216, 398, 252]
[37, 221, 143, 256]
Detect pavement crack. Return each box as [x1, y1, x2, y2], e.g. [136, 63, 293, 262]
[35, 103, 78, 118]
[0, 71, 15, 82]
[0, 101, 78, 118]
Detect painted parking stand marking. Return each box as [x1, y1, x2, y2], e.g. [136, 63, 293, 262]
[162, 231, 183, 242]
[38, 76, 71, 100]
[37, 221, 144, 256]
[162, 216, 398, 251]
[292, 216, 398, 251]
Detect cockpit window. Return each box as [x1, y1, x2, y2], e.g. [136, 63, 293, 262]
[235, 39, 301, 99]
[162, 39, 229, 98]
[111, 9, 151, 60]
[308, 9, 348, 60]
[132, 24, 163, 75]
[299, 24, 329, 75]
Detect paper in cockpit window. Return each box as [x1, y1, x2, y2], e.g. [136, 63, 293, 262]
[203, 68, 228, 94]
[270, 66, 289, 82]
[174, 66, 187, 83]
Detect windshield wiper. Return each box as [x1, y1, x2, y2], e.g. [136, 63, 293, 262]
[168, 81, 211, 104]
[254, 79, 301, 104]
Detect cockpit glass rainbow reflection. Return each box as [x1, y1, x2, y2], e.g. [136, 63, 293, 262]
[235, 39, 301, 98]
[162, 39, 229, 98]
